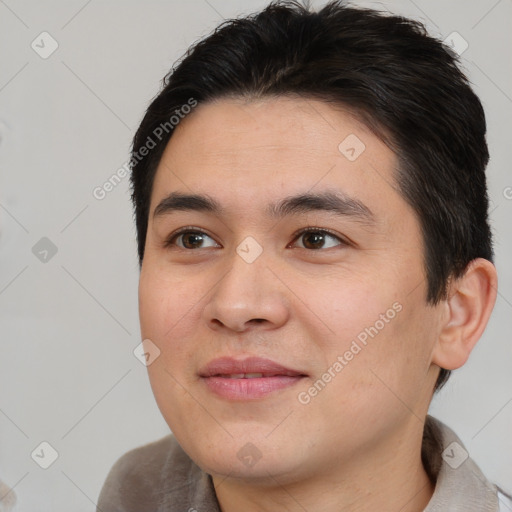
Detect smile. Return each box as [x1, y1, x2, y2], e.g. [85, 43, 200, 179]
[199, 357, 307, 400]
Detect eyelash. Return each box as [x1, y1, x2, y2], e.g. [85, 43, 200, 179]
[164, 226, 217, 249]
[288, 227, 349, 249]
[164, 226, 349, 250]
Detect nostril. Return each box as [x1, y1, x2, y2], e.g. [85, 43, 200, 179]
[208, 317, 269, 332]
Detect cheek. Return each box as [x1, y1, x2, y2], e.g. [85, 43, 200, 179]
[139, 261, 201, 339]
[318, 274, 401, 348]
[300, 304, 434, 446]
[336, 295, 438, 414]
[138, 264, 207, 424]
[311, 273, 434, 395]
[138, 263, 210, 389]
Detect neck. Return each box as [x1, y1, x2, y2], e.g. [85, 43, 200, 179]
[212, 419, 434, 512]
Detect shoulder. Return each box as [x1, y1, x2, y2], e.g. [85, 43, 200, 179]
[498, 488, 512, 511]
[424, 415, 506, 511]
[96, 434, 197, 512]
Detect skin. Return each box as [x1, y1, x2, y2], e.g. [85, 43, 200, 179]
[138, 96, 497, 512]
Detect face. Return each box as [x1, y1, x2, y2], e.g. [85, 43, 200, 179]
[139, 96, 442, 484]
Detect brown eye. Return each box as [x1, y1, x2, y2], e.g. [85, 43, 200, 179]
[167, 230, 219, 249]
[293, 230, 344, 250]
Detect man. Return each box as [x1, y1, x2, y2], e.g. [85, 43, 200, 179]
[97, 1, 511, 510]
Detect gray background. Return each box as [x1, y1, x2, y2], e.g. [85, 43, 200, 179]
[0, 0, 510, 510]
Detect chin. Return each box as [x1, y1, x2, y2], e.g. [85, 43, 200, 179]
[202, 455, 293, 483]
[190, 436, 306, 483]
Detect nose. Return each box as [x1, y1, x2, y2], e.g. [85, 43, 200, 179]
[203, 250, 289, 334]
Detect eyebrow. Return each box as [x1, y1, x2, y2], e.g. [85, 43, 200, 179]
[267, 191, 375, 224]
[153, 192, 222, 218]
[153, 191, 375, 225]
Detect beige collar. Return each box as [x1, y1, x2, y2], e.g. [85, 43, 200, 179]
[423, 415, 499, 511]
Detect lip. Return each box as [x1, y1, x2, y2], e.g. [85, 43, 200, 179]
[199, 357, 307, 400]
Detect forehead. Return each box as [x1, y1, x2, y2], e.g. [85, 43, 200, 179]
[150, 96, 401, 218]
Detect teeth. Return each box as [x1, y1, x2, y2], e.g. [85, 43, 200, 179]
[224, 373, 264, 379]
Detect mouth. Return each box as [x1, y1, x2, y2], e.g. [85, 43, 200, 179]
[199, 357, 307, 400]
[213, 372, 293, 379]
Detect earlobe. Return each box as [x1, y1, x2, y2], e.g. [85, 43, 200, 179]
[432, 258, 497, 371]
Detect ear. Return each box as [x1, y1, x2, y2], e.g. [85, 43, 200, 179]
[432, 258, 497, 371]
